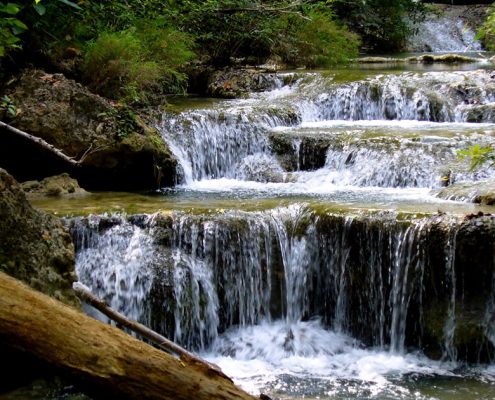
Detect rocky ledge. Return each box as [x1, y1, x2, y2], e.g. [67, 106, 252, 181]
[0, 168, 78, 306]
[0, 70, 177, 191]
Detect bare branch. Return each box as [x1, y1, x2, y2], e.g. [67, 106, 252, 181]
[0, 120, 82, 167]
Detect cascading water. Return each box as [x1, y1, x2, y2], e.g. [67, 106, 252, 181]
[69, 208, 495, 398]
[64, 34, 495, 398]
[158, 70, 495, 198]
[408, 10, 482, 53]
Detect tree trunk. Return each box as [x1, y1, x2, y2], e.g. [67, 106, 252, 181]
[0, 272, 257, 400]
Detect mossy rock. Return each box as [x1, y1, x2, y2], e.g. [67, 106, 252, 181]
[22, 173, 88, 198]
[1, 69, 177, 191]
[0, 168, 79, 307]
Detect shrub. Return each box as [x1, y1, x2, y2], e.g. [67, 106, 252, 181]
[478, 5, 495, 50]
[330, 0, 428, 52]
[82, 20, 194, 103]
[270, 10, 360, 68]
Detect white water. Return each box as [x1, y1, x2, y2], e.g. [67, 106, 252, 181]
[204, 320, 495, 399]
[409, 17, 482, 53]
[70, 206, 495, 399]
[159, 70, 495, 198]
[66, 38, 495, 398]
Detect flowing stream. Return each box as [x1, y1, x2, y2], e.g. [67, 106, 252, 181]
[30, 23, 495, 399]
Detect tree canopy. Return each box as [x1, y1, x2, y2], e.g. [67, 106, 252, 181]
[0, 0, 430, 102]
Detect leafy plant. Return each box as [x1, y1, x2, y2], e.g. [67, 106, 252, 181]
[458, 144, 495, 171]
[82, 19, 194, 103]
[0, 2, 27, 57]
[0, 0, 81, 58]
[0, 95, 17, 118]
[478, 4, 495, 50]
[269, 9, 360, 67]
[329, 0, 428, 52]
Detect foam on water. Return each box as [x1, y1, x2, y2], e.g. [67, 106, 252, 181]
[202, 320, 465, 399]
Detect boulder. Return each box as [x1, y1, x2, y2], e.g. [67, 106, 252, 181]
[434, 178, 495, 204]
[22, 173, 88, 197]
[0, 70, 177, 190]
[0, 168, 78, 307]
[207, 68, 282, 98]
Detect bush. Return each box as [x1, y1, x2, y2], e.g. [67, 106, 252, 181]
[478, 5, 495, 50]
[330, 0, 428, 52]
[269, 10, 360, 67]
[82, 20, 194, 103]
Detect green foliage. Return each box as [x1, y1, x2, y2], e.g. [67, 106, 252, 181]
[329, 0, 428, 52]
[458, 144, 495, 171]
[82, 20, 194, 103]
[98, 106, 140, 140]
[0, 94, 17, 118]
[0, 0, 82, 58]
[0, 2, 27, 57]
[269, 10, 360, 67]
[478, 4, 495, 50]
[171, 0, 359, 67]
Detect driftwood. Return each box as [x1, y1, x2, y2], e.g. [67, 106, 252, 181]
[0, 272, 257, 400]
[72, 282, 228, 379]
[0, 120, 81, 166]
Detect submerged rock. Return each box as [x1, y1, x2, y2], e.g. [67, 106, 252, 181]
[0, 69, 177, 190]
[0, 168, 78, 306]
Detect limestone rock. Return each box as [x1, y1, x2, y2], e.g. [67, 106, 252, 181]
[207, 68, 282, 98]
[0, 168, 79, 306]
[1, 69, 177, 190]
[22, 173, 88, 197]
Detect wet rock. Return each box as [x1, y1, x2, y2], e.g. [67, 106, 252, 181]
[408, 54, 480, 64]
[0, 168, 79, 307]
[207, 68, 283, 99]
[463, 103, 495, 123]
[1, 69, 177, 190]
[21, 173, 88, 197]
[269, 133, 331, 172]
[434, 178, 495, 204]
[236, 154, 285, 183]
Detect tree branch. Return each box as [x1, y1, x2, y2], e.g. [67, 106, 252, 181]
[0, 120, 82, 167]
[73, 282, 230, 381]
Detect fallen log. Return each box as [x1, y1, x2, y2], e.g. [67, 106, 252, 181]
[72, 282, 228, 380]
[0, 272, 257, 400]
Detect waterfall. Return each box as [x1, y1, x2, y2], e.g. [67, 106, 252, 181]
[408, 13, 482, 53]
[69, 215, 155, 325]
[159, 105, 298, 183]
[157, 70, 495, 192]
[69, 209, 495, 362]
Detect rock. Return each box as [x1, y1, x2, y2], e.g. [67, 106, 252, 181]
[463, 103, 495, 123]
[207, 68, 283, 98]
[235, 154, 286, 183]
[0, 168, 79, 307]
[407, 54, 480, 64]
[22, 173, 88, 197]
[1, 69, 177, 191]
[434, 178, 495, 204]
[356, 57, 402, 64]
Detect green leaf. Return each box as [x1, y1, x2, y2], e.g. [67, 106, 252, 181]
[55, 0, 82, 10]
[0, 3, 21, 15]
[10, 18, 28, 31]
[33, 3, 46, 15]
